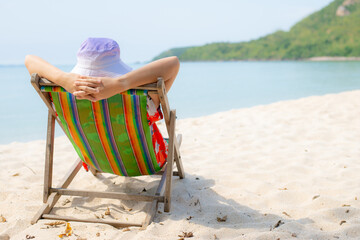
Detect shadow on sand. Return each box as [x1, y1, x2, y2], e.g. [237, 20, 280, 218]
[51, 170, 314, 234]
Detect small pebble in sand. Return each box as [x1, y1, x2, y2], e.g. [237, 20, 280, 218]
[217, 215, 227, 222]
[272, 220, 284, 229]
[62, 199, 71, 206]
[312, 195, 320, 200]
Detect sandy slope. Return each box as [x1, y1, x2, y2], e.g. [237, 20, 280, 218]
[1, 90, 360, 240]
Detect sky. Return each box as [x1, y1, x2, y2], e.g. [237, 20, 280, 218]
[0, 0, 334, 64]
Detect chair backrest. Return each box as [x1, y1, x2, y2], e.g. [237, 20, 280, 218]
[40, 85, 164, 177]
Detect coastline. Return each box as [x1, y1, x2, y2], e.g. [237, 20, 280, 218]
[256, 56, 360, 62]
[1, 90, 360, 239]
[176, 56, 360, 62]
[307, 56, 360, 61]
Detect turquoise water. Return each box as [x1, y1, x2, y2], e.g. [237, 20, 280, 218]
[1, 61, 360, 144]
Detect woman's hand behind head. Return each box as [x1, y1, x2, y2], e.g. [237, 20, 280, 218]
[73, 76, 127, 102]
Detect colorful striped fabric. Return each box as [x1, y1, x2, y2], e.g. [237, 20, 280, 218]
[41, 86, 163, 176]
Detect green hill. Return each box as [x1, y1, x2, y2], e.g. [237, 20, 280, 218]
[153, 0, 360, 61]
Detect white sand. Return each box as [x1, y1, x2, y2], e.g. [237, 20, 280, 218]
[1, 90, 360, 240]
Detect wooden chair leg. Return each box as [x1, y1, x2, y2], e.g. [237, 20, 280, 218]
[141, 168, 167, 229]
[164, 110, 176, 212]
[43, 111, 55, 203]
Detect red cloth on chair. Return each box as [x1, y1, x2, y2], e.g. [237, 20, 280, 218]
[147, 106, 168, 166]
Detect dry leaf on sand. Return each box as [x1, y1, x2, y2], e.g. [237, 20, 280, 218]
[58, 222, 73, 238]
[105, 207, 111, 215]
[44, 221, 66, 227]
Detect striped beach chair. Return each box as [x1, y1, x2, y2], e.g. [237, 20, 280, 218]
[30, 73, 184, 228]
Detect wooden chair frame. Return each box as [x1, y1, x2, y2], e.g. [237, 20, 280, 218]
[30, 74, 185, 228]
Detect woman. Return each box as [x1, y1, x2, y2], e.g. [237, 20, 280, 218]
[25, 37, 180, 167]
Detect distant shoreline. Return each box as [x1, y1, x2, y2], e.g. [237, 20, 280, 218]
[178, 56, 360, 62]
[307, 56, 360, 61]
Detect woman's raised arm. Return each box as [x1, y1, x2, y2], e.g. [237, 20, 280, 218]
[25, 55, 100, 98]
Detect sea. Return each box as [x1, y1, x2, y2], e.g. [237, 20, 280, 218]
[1, 61, 360, 144]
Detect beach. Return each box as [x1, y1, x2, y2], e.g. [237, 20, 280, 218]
[1, 90, 360, 240]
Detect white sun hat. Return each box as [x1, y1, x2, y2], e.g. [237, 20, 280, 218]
[71, 38, 132, 77]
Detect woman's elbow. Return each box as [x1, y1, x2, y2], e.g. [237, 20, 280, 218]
[170, 56, 179, 66]
[167, 56, 180, 71]
[24, 55, 34, 68]
[24, 55, 38, 75]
